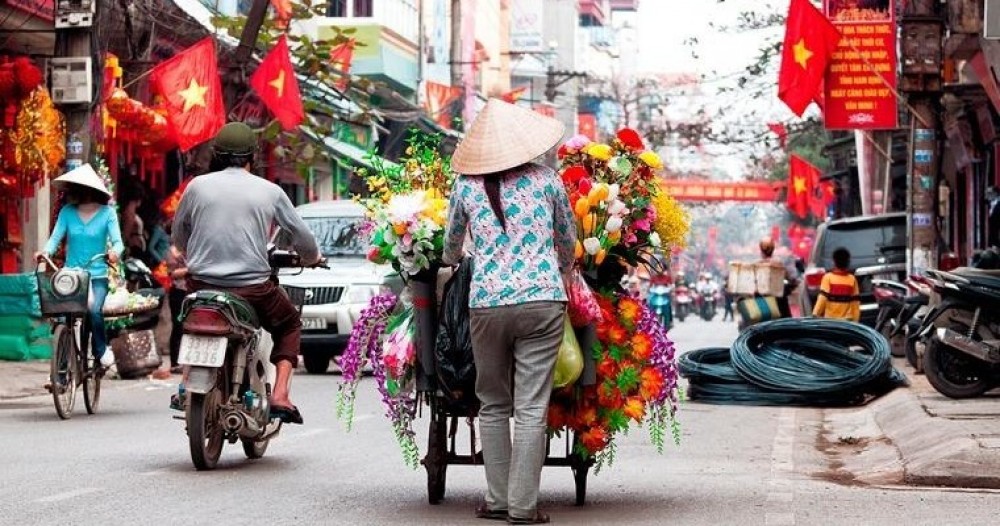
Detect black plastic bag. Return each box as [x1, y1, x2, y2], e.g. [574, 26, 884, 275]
[434, 259, 477, 410]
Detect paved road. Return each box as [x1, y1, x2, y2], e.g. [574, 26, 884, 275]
[1, 315, 998, 525]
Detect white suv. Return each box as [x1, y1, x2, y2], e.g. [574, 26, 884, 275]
[276, 200, 402, 374]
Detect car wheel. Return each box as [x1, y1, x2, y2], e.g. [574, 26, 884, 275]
[303, 352, 332, 374]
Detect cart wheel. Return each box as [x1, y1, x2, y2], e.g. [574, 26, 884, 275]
[423, 411, 448, 504]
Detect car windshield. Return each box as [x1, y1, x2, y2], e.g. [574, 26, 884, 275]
[276, 216, 366, 258]
[819, 220, 906, 269]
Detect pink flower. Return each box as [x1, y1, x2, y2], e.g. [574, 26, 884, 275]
[565, 134, 591, 151]
[633, 217, 652, 232]
[626, 231, 638, 244]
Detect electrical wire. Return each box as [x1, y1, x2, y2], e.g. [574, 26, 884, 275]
[679, 319, 907, 406]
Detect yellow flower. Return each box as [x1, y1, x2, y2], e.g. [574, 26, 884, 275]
[651, 186, 690, 250]
[574, 197, 591, 218]
[586, 143, 613, 161]
[574, 240, 584, 259]
[582, 214, 596, 236]
[639, 151, 663, 170]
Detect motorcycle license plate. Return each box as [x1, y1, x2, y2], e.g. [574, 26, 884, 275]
[302, 317, 326, 330]
[178, 335, 227, 367]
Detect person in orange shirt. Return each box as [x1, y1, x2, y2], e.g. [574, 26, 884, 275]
[812, 247, 861, 321]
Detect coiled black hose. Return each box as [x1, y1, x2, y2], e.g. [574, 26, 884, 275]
[679, 319, 906, 406]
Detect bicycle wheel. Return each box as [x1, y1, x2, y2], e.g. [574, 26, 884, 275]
[50, 324, 78, 420]
[80, 322, 101, 415]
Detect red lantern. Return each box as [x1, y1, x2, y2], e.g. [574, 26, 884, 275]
[106, 88, 130, 117]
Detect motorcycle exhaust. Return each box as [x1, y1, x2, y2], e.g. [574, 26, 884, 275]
[222, 410, 263, 438]
[935, 328, 1000, 364]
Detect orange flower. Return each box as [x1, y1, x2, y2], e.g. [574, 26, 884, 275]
[547, 404, 570, 430]
[623, 397, 646, 421]
[619, 297, 641, 324]
[598, 384, 624, 409]
[580, 426, 608, 453]
[630, 332, 652, 361]
[574, 240, 584, 259]
[575, 404, 599, 427]
[639, 368, 664, 401]
[608, 325, 628, 346]
[596, 357, 618, 379]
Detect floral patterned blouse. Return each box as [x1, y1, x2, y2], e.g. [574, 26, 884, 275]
[444, 163, 577, 309]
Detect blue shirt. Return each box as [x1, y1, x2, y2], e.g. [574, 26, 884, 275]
[44, 205, 125, 279]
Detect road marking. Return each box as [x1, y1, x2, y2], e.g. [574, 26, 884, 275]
[765, 407, 797, 525]
[35, 487, 102, 503]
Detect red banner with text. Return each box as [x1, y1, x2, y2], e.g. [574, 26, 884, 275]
[660, 180, 780, 202]
[823, 0, 897, 130]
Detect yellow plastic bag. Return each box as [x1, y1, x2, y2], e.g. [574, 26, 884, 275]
[553, 316, 584, 389]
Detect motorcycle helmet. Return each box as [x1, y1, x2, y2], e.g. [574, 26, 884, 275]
[212, 122, 258, 156]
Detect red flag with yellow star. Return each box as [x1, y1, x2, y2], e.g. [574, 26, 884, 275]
[149, 37, 226, 152]
[329, 39, 355, 91]
[777, 0, 840, 117]
[788, 154, 818, 219]
[250, 35, 304, 131]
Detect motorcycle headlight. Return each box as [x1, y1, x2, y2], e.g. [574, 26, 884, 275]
[344, 285, 378, 304]
[52, 271, 82, 297]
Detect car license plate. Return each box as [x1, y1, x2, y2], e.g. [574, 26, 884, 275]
[874, 272, 897, 281]
[302, 317, 326, 330]
[178, 335, 228, 367]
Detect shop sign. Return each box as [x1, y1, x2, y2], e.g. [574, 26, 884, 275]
[823, 0, 898, 130]
[332, 121, 371, 150]
[510, 0, 544, 53]
[660, 180, 780, 203]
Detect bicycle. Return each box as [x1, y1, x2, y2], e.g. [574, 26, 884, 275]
[37, 253, 109, 419]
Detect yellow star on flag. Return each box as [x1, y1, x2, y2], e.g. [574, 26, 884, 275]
[269, 70, 286, 98]
[793, 176, 807, 194]
[793, 39, 813, 69]
[177, 78, 208, 112]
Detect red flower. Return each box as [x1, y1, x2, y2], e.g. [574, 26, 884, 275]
[575, 404, 598, 428]
[580, 426, 608, 453]
[547, 403, 570, 430]
[597, 383, 624, 409]
[639, 368, 664, 401]
[562, 165, 588, 183]
[608, 325, 628, 346]
[577, 177, 593, 196]
[623, 397, 646, 422]
[596, 357, 618, 379]
[630, 333, 653, 361]
[616, 128, 645, 151]
[557, 143, 570, 159]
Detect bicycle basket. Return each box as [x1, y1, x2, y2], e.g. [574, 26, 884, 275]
[37, 267, 91, 316]
[281, 285, 307, 315]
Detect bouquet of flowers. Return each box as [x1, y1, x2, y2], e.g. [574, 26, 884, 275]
[558, 129, 689, 272]
[548, 289, 681, 468]
[356, 130, 454, 278]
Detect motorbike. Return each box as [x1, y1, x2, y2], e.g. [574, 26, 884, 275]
[698, 290, 717, 321]
[897, 274, 932, 371]
[647, 283, 673, 329]
[175, 249, 323, 470]
[673, 285, 692, 322]
[123, 257, 157, 291]
[872, 279, 908, 356]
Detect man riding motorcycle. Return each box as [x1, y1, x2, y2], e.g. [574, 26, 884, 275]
[171, 122, 321, 424]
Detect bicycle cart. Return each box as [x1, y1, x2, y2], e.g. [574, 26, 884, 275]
[407, 270, 595, 507]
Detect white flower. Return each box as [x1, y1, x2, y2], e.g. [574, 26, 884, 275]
[607, 183, 620, 203]
[583, 237, 601, 255]
[387, 192, 427, 224]
[608, 199, 628, 216]
[649, 232, 662, 247]
[606, 216, 623, 233]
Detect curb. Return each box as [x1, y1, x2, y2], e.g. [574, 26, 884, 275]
[868, 378, 1000, 489]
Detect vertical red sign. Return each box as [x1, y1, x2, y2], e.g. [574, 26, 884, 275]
[578, 113, 597, 141]
[823, 0, 898, 130]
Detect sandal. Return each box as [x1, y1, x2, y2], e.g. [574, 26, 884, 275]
[269, 403, 304, 425]
[475, 503, 508, 521]
[507, 511, 550, 525]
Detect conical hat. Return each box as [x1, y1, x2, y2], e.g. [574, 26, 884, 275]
[53, 164, 111, 197]
[451, 98, 565, 175]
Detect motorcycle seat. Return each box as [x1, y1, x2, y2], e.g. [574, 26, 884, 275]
[187, 290, 260, 328]
[952, 267, 1000, 277]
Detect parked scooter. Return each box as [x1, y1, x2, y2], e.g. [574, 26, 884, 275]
[175, 249, 325, 470]
[897, 274, 932, 371]
[674, 284, 692, 322]
[915, 248, 1000, 398]
[872, 279, 908, 356]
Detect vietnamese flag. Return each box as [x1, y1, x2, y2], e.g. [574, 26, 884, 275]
[329, 38, 356, 91]
[150, 37, 226, 152]
[250, 35, 304, 131]
[500, 87, 527, 104]
[777, 0, 841, 116]
[788, 155, 820, 219]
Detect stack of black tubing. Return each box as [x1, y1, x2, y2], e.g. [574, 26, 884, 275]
[679, 318, 907, 406]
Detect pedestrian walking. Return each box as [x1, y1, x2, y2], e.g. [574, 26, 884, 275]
[443, 99, 576, 525]
[812, 247, 860, 322]
[165, 244, 188, 375]
[722, 277, 735, 321]
[37, 164, 124, 369]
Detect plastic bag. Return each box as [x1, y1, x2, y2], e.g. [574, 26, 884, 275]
[553, 316, 584, 389]
[434, 259, 476, 407]
[567, 269, 601, 327]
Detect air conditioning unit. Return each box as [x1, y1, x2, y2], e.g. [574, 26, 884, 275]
[49, 57, 92, 105]
[987, 0, 1000, 39]
[55, 0, 95, 29]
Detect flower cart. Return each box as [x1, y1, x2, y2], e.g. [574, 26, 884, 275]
[337, 128, 688, 506]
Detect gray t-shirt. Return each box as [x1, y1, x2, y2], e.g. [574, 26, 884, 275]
[172, 168, 320, 287]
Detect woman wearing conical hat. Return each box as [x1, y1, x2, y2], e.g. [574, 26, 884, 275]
[37, 164, 125, 369]
[443, 99, 577, 524]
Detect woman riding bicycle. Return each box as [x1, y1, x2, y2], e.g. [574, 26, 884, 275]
[37, 164, 125, 368]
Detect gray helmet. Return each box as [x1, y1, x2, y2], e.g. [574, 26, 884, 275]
[213, 122, 257, 156]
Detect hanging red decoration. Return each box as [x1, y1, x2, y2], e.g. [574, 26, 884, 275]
[0, 61, 15, 101]
[12, 57, 43, 97]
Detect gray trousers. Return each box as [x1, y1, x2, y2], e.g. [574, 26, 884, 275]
[470, 301, 565, 518]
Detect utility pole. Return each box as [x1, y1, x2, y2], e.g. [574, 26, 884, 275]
[899, 0, 944, 274]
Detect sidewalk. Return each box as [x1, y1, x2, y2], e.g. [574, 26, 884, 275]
[0, 360, 50, 399]
[827, 358, 1000, 489]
